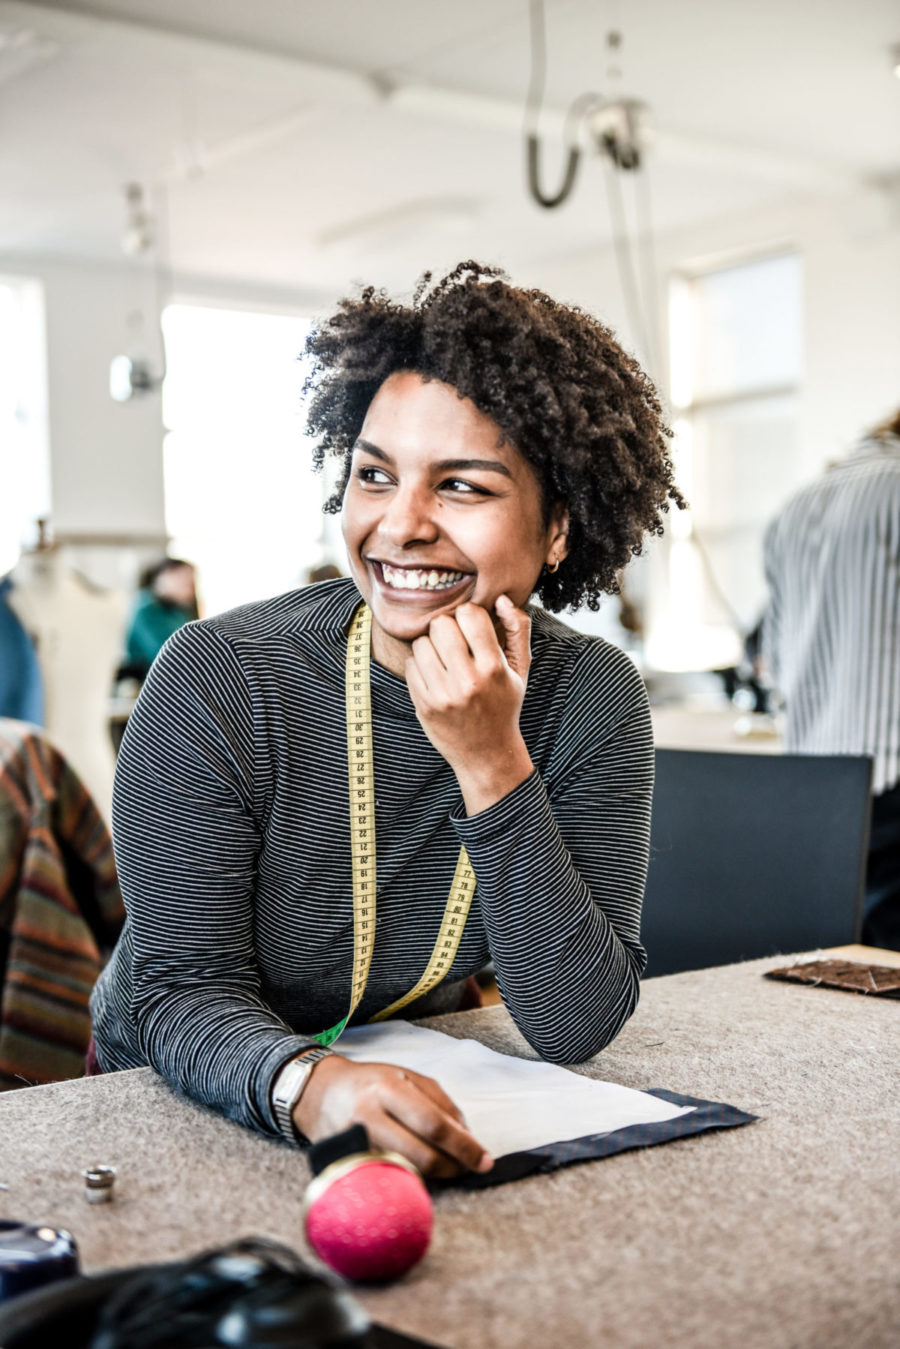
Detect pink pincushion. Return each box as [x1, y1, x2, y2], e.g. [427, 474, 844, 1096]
[304, 1158, 433, 1282]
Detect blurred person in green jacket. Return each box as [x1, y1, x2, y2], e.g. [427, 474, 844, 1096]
[123, 558, 198, 680]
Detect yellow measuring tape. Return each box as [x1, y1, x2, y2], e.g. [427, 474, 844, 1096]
[312, 603, 476, 1046]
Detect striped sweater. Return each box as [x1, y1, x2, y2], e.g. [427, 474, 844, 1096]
[90, 578, 652, 1138]
[1, 719, 124, 1089]
[763, 435, 900, 794]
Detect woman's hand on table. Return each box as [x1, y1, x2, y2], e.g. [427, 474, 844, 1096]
[405, 595, 535, 815]
[293, 1056, 493, 1180]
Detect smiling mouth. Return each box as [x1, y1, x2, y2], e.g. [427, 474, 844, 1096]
[372, 561, 472, 593]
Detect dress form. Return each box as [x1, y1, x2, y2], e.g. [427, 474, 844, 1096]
[7, 549, 126, 822]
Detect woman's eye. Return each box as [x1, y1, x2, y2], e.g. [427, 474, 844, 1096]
[358, 465, 392, 485]
[441, 478, 489, 495]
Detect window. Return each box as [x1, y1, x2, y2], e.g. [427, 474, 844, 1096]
[161, 304, 330, 617]
[648, 252, 803, 671]
[0, 276, 50, 575]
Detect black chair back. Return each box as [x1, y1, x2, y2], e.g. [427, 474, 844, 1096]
[642, 748, 872, 978]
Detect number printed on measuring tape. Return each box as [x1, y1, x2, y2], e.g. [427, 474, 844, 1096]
[311, 604, 478, 1044]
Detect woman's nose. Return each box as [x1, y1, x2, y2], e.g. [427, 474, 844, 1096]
[378, 485, 439, 548]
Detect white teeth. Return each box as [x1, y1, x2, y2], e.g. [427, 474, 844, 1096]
[380, 564, 465, 591]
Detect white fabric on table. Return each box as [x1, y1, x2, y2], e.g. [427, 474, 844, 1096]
[338, 1021, 693, 1158]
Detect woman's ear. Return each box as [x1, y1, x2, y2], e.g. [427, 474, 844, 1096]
[546, 508, 569, 567]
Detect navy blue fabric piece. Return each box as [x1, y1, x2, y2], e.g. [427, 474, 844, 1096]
[0, 576, 43, 723]
[450, 1088, 759, 1189]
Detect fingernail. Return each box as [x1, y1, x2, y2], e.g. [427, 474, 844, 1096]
[477, 1152, 494, 1172]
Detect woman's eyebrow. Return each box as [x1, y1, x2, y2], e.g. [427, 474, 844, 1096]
[352, 440, 512, 479]
[436, 458, 512, 478]
[353, 438, 390, 461]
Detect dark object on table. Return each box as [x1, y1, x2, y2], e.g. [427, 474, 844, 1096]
[765, 958, 900, 999]
[309, 1124, 370, 1177]
[90, 1237, 366, 1348]
[0, 1222, 80, 1301]
[0, 1237, 445, 1348]
[642, 748, 871, 977]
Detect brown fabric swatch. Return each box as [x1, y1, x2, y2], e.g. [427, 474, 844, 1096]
[765, 958, 900, 998]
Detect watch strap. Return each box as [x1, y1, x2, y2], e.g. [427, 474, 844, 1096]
[271, 1047, 333, 1145]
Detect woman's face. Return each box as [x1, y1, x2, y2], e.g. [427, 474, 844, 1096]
[341, 371, 567, 674]
[154, 564, 195, 609]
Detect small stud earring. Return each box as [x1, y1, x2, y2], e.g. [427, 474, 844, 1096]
[547, 556, 560, 574]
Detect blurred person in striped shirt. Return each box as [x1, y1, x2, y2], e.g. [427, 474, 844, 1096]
[763, 408, 900, 951]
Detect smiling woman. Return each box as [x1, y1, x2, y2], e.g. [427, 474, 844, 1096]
[90, 261, 682, 1180]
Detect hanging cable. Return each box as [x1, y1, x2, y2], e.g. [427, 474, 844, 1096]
[525, 0, 592, 209]
[601, 155, 655, 367]
[522, 16, 744, 653]
[634, 160, 661, 376]
[687, 524, 749, 638]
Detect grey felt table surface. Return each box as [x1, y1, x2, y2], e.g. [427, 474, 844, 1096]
[0, 954, 897, 1349]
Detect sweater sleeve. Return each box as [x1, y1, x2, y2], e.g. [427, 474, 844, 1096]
[451, 639, 651, 1065]
[111, 621, 326, 1136]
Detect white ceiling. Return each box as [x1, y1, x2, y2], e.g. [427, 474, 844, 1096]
[1, 0, 898, 300]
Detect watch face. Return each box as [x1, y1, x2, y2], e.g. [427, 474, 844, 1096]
[276, 1061, 309, 1106]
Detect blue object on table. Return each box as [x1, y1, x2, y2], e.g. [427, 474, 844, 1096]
[0, 1222, 80, 1301]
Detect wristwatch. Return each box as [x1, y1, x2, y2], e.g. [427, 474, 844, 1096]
[271, 1047, 333, 1145]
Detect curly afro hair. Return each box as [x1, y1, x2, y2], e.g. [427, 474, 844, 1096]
[303, 261, 683, 611]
